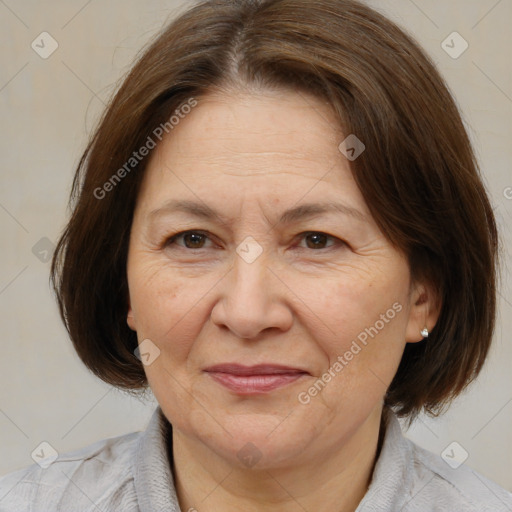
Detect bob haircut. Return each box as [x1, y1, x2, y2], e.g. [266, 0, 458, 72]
[50, 0, 499, 422]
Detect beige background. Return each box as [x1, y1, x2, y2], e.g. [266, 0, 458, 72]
[0, 0, 511, 493]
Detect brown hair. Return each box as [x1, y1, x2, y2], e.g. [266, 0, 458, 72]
[50, 0, 499, 422]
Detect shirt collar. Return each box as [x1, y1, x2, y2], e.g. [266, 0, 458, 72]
[356, 406, 414, 511]
[133, 406, 180, 512]
[134, 405, 412, 511]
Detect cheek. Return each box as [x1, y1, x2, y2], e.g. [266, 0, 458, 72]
[296, 270, 409, 399]
[128, 261, 215, 360]
[129, 264, 217, 423]
[299, 269, 405, 347]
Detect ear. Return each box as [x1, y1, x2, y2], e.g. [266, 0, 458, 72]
[127, 301, 137, 332]
[404, 279, 442, 344]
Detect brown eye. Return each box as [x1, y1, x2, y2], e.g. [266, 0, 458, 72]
[166, 231, 212, 249]
[304, 233, 329, 249]
[299, 232, 342, 250]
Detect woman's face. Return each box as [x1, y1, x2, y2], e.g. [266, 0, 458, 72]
[126, 88, 426, 469]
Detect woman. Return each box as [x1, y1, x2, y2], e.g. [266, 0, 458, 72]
[1, 0, 511, 510]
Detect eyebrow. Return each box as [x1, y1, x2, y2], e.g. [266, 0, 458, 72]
[148, 199, 368, 225]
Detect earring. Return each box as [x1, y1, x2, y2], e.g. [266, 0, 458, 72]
[421, 300, 429, 339]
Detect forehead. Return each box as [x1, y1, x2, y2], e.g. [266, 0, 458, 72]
[137, 89, 370, 219]
[158, 89, 344, 173]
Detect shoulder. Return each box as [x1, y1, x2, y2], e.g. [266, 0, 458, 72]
[360, 408, 512, 512]
[406, 438, 512, 512]
[0, 430, 142, 512]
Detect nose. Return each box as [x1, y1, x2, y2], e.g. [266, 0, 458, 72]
[210, 249, 293, 340]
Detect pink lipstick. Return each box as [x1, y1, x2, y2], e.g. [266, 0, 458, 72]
[203, 363, 308, 394]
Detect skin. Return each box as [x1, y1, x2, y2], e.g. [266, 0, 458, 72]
[126, 87, 440, 512]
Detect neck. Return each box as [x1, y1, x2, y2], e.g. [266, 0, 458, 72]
[169, 404, 386, 512]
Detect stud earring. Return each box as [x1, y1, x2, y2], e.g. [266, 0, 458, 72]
[420, 327, 429, 338]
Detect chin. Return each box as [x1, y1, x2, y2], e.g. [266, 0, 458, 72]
[186, 409, 319, 470]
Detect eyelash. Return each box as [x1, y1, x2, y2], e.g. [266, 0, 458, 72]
[164, 230, 346, 252]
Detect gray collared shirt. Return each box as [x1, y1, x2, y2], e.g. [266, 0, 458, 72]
[1, 406, 511, 511]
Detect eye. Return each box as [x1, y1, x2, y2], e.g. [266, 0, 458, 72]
[295, 232, 344, 250]
[165, 230, 213, 249]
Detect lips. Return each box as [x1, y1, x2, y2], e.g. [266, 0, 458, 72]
[203, 363, 309, 394]
[203, 363, 308, 375]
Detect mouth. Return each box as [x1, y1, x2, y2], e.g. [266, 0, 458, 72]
[203, 363, 309, 394]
